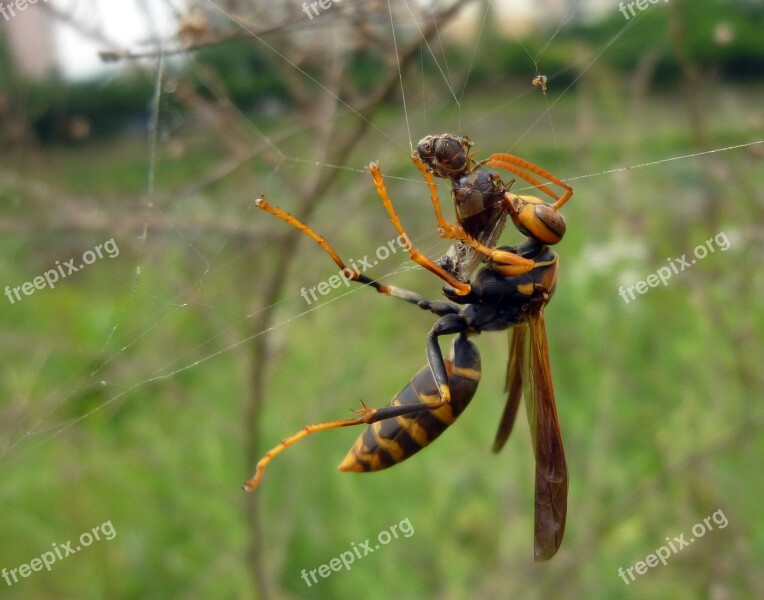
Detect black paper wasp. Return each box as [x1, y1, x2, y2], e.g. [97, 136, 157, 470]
[245, 134, 573, 560]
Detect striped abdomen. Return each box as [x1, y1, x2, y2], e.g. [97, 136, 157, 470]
[338, 335, 481, 472]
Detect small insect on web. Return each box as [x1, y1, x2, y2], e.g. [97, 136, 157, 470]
[246, 134, 573, 561]
[532, 74, 549, 95]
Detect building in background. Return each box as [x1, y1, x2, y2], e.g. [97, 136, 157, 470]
[2, 4, 56, 79]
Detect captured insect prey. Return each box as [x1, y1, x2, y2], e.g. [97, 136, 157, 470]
[246, 134, 574, 561]
[533, 74, 549, 95]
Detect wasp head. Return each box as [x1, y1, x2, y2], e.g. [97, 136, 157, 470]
[416, 133, 473, 179]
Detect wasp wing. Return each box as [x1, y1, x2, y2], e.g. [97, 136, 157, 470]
[460, 210, 508, 280]
[526, 310, 568, 561]
[492, 323, 527, 453]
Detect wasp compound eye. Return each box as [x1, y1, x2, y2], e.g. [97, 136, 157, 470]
[416, 136, 435, 159]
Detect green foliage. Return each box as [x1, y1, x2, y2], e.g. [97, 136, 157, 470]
[566, 0, 764, 81]
[347, 51, 387, 94]
[30, 76, 160, 142]
[1, 73, 160, 145]
[191, 38, 291, 106]
[0, 29, 17, 86]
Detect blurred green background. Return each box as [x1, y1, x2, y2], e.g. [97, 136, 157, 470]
[1, 1, 762, 599]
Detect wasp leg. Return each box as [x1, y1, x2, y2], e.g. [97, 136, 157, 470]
[243, 386, 466, 491]
[481, 154, 573, 211]
[425, 313, 473, 405]
[410, 153, 450, 230]
[437, 221, 536, 275]
[366, 162, 472, 296]
[485, 238, 559, 282]
[255, 196, 458, 318]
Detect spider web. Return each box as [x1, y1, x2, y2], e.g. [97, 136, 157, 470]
[1, 0, 761, 475]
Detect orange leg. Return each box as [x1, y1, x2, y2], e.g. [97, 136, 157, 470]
[481, 153, 573, 211]
[438, 221, 535, 275]
[256, 197, 374, 284]
[243, 399, 449, 491]
[256, 196, 466, 316]
[366, 161, 472, 295]
[256, 196, 400, 296]
[410, 153, 449, 230]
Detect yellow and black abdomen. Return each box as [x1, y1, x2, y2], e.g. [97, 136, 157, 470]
[339, 335, 481, 472]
